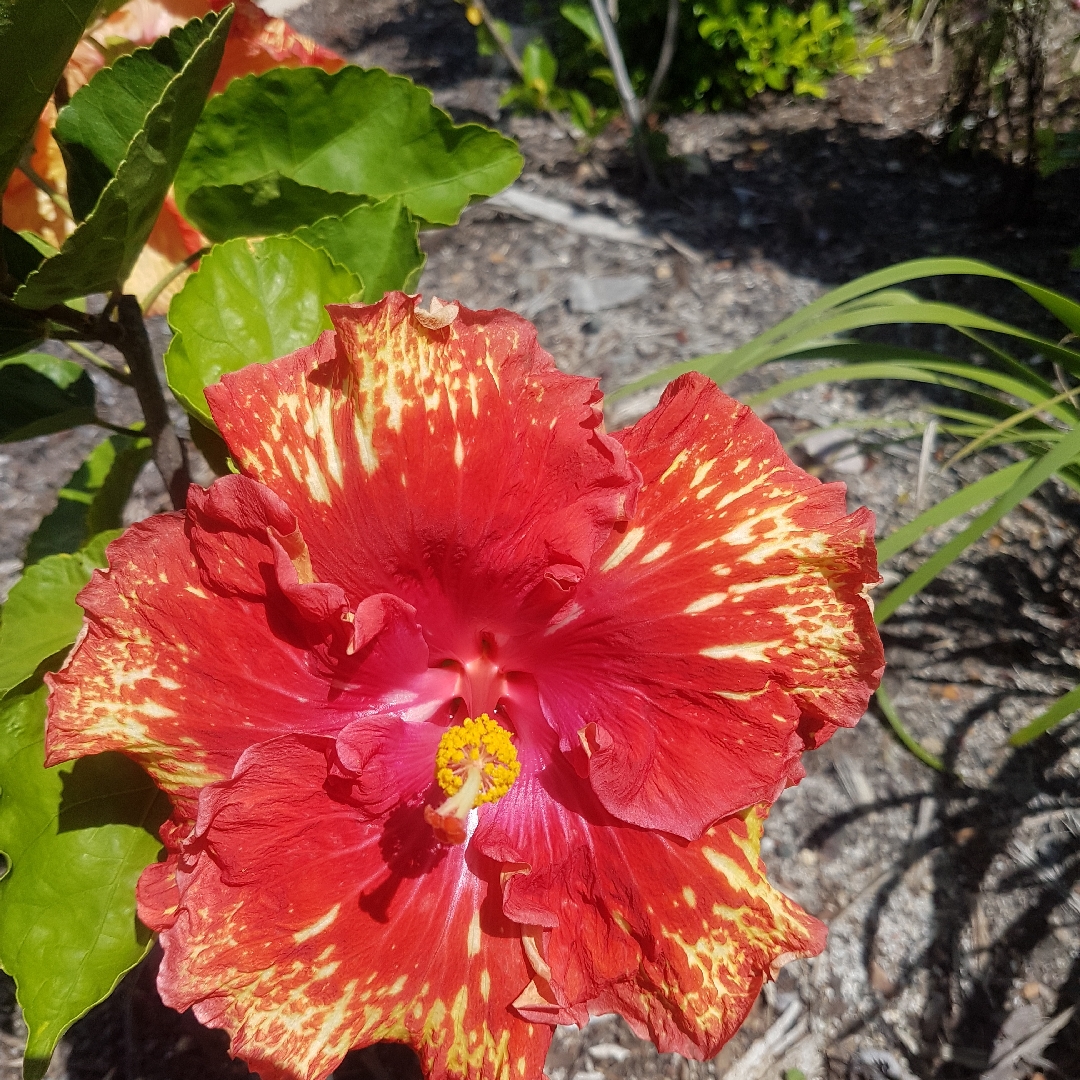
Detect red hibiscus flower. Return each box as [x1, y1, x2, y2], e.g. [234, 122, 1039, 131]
[46, 295, 884, 1080]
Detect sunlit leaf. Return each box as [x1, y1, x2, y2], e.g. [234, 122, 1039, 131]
[54, 14, 232, 221]
[1009, 684, 1080, 746]
[164, 235, 363, 425]
[292, 197, 425, 301]
[876, 422, 1080, 624]
[174, 65, 523, 237]
[0, 685, 168, 1080]
[875, 684, 944, 771]
[0, 532, 116, 698]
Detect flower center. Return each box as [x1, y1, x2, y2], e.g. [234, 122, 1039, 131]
[424, 714, 520, 845]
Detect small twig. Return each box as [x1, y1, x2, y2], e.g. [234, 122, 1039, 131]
[587, 0, 658, 186]
[66, 339, 133, 384]
[723, 1000, 805, 1080]
[465, 0, 522, 77]
[660, 229, 704, 264]
[915, 416, 938, 510]
[643, 0, 680, 115]
[0, 292, 93, 339]
[910, 0, 941, 43]
[982, 1006, 1075, 1080]
[114, 294, 190, 509]
[141, 246, 208, 314]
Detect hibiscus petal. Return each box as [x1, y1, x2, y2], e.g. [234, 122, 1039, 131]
[187, 474, 353, 625]
[516, 372, 883, 839]
[211, 0, 344, 90]
[149, 734, 549, 1080]
[475, 762, 823, 1059]
[206, 295, 640, 647]
[46, 510, 379, 806]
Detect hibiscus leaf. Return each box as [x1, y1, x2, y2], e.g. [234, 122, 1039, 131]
[12, 8, 232, 310]
[291, 197, 426, 301]
[182, 175, 369, 244]
[163, 235, 363, 426]
[0, 354, 96, 442]
[25, 433, 152, 565]
[0, 684, 168, 1080]
[54, 14, 232, 222]
[0, 0, 101, 192]
[173, 66, 523, 236]
[0, 532, 117, 699]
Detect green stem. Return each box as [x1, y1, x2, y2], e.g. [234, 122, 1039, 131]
[17, 162, 72, 219]
[141, 246, 208, 314]
[93, 418, 145, 438]
[876, 685, 946, 772]
[66, 339, 132, 384]
[113, 295, 190, 509]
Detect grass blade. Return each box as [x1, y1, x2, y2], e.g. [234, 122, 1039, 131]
[1009, 684, 1080, 746]
[876, 460, 1031, 563]
[875, 422, 1080, 623]
[876, 684, 945, 771]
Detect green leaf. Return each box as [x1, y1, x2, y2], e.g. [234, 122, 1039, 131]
[13, 9, 232, 310]
[25, 433, 152, 565]
[55, 14, 230, 221]
[1, 229, 56, 285]
[181, 176, 368, 246]
[876, 460, 1031, 564]
[174, 66, 522, 238]
[164, 235, 363, 425]
[875, 421, 1080, 624]
[292, 197, 425, 301]
[609, 256, 1080, 402]
[560, 2, 605, 47]
[0, 0, 101, 192]
[0, 532, 116, 698]
[744, 359, 1079, 429]
[0, 353, 96, 442]
[1009, 683, 1080, 746]
[0, 685, 168, 1079]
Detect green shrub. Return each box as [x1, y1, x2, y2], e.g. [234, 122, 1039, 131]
[488, 0, 887, 120]
[694, 0, 887, 102]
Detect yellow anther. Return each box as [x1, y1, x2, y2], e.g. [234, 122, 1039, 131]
[434, 714, 520, 805]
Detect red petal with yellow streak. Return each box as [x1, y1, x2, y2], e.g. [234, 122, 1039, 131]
[476, 763, 824, 1058]
[206, 295, 640, 650]
[146, 734, 549, 1080]
[44, 513, 334, 806]
[44, 487, 454, 808]
[512, 372, 883, 840]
